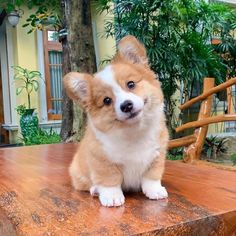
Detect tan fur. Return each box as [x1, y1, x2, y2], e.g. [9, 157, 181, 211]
[69, 128, 123, 190]
[64, 35, 169, 202]
[143, 127, 169, 180]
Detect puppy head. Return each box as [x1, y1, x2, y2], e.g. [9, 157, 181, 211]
[63, 35, 164, 132]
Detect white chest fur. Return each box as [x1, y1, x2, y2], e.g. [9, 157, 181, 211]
[90, 109, 163, 191]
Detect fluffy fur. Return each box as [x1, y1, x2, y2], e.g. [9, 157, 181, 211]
[64, 35, 169, 207]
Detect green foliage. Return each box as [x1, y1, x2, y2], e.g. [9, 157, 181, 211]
[167, 153, 183, 161]
[167, 147, 183, 161]
[16, 104, 27, 116]
[23, 127, 61, 146]
[230, 153, 236, 166]
[0, 0, 61, 33]
[13, 66, 43, 109]
[20, 108, 39, 138]
[203, 135, 228, 159]
[95, 0, 236, 133]
[212, 8, 236, 78]
[22, 2, 62, 33]
[0, 0, 23, 13]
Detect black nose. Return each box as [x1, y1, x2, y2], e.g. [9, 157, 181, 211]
[120, 100, 133, 113]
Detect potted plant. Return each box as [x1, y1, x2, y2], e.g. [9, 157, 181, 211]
[13, 66, 42, 138]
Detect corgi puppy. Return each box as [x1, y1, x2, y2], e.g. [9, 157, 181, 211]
[64, 35, 169, 207]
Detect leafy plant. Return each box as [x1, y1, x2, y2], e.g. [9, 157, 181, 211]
[167, 153, 183, 161]
[0, 0, 23, 13]
[202, 135, 228, 159]
[16, 104, 27, 116]
[13, 66, 42, 109]
[0, 1, 61, 33]
[230, 153, 236, 166]
[23, 127, 61, 146]
[94, 0, 236, 136]
[22, 4, 62, 33]
[167, 147, 183, 161]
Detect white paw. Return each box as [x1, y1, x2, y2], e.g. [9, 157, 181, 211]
[141, 178, 168, 200]
[90, 185, 125, 207]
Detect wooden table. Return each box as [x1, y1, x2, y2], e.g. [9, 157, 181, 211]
[0, 144, 236, 235]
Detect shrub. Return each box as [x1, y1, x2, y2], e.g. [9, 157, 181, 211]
[23, 127, 61, 146]
[230, 154, 236, 166]
[202, 136, 228, 159]
[167, 147, 183, 161]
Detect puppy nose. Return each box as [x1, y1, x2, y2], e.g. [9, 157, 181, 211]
[120, 100, 133, 113]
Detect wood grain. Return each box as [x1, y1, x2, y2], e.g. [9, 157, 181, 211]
[0, 143, 236, 235]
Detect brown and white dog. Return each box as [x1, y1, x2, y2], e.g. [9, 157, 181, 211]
[64, 35, 169, 207]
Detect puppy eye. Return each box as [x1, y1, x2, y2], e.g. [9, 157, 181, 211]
[103, 97, 112, 106]
[127, 81, 135, 89]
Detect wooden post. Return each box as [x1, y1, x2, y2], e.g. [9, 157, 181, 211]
[227, 83, 234, 114]
[183, 78, 215, 163]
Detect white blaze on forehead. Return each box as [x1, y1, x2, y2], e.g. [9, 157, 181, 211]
[95, 65, 144, 121]
[95, 65, 121, 92]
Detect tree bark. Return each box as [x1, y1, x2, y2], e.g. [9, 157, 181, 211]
[60, 0, 96, 142]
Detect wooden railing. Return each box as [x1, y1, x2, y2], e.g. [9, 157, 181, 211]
[168, 77, 236, 163]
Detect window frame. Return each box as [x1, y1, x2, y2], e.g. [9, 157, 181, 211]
[43, 30, 63, 120]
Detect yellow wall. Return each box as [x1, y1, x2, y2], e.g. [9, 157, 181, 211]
[91, 6, 116, 69]
[13, 6, 40, 112]
[13, 5, 115, 114]
[9, 5, 115, 142]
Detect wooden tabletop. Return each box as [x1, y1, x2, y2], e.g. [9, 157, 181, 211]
[0, 143, 236, 235]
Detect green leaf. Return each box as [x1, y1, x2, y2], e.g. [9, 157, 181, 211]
[27, 29, 33, 34]
[22, 23, 30, 28]
[6, 3, 15, 13]
[29, 71, 41, 79]
[12, 66, 25, 73]
[15, 0, 23, 6]
[26, 83, 33, 94]
[32, 80, 39, 91]
[29, 71, 41, 75]
[16, 86, 25, 95]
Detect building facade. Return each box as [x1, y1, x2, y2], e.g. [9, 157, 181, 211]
[0, 6, 115, 144]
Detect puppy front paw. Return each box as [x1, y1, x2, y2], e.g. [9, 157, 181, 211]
[90, 185, 125, 207]
[141, 178, 168, 200]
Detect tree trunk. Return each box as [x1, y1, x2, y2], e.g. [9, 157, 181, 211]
[60, 0, 96, 142]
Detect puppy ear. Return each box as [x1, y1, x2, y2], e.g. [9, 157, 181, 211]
[117, 35, 148, 66]
[63, 72, 92, 108]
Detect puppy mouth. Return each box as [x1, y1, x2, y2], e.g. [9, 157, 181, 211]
[126, 98, 147, 120]
[127, 98, 147, 120]
[127, 110, 141, 120]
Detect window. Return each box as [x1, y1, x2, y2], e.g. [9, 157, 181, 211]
[43, 30, 62, 120]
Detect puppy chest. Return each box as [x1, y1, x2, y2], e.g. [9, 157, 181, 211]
[121, 163, 147, 191]
[118, 147, 159, 191]
[106, 142, 160, 165]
